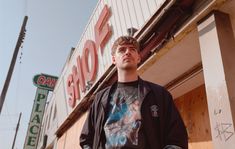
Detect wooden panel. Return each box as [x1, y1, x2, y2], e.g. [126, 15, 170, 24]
[58, 112, 88, 149]
[75, 112, 88, 149]
[63, 118, 77, 149]
[57, 132, 66, 149]
[174, 85, 213, 149]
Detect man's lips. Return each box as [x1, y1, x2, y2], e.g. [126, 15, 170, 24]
[123, 57, 132, 62]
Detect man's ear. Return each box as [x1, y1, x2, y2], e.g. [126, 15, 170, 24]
[112, 55, 116, 64]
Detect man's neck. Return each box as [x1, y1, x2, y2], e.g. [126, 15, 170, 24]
[117, 70, 138, 82]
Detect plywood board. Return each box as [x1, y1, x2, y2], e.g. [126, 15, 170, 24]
[174, 85, 213, 149]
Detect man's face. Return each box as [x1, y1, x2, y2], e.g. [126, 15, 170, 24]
[112, 43, 141, 71]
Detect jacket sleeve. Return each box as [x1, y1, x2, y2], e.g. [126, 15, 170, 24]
[164, 91, 188, 149]
[80, 99, 96, 149]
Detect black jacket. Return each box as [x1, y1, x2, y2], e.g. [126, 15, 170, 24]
[80, 78, 188, 149]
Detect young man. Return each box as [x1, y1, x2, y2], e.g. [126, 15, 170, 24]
[80, 36, 188, 149]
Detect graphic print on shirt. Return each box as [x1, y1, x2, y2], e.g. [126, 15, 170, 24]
[104, 85, 144, 149]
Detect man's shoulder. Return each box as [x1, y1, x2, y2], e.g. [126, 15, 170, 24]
[142, 79, 164, 90]
[95, 84, 116, 100]
[141, 79, 170, 95]
[142, 79, 173, 105]
[96, 85, 112, 95]
[91, 85, 112, 106]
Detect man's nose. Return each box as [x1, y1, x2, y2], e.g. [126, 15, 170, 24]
[125, 48, 132, 55]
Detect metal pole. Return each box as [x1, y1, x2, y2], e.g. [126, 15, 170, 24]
[0, 16, 28, 114]
[12, 112, 22, 149]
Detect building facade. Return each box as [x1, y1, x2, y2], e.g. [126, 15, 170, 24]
[37, 0, 235, 149]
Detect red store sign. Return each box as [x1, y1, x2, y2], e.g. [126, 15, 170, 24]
[66, 5, 112, 108]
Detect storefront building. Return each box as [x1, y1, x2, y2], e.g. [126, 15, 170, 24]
[37, 0, 235, 149]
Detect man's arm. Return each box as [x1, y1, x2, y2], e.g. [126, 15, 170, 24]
[164, 91, 188, 149]
[80, 100, 96, 149]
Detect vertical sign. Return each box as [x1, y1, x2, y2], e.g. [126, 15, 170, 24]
[24, 74, 58, 149]
[24, 89, 48, 148]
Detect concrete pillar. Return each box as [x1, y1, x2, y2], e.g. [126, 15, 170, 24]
[197, 11, 235, 149]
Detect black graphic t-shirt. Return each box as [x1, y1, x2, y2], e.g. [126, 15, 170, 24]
[104, 81, 145, 149]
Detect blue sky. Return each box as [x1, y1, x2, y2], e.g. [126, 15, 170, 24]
[0, 0, 97, 148]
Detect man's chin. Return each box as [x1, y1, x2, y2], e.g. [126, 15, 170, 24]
[120, 65, 137, 71]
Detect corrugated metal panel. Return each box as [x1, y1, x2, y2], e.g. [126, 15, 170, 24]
[127, 0, 140, 28]
[140, 0, 152, 21]
[55, 78, 69, 124]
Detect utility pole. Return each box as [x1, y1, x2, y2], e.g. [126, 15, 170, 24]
[11, 112, 22, 149]
[0, 16, 28, 114]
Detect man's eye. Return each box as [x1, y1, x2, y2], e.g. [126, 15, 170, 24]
[129, 48, 136, 51]
[118, 47, 126, 53]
